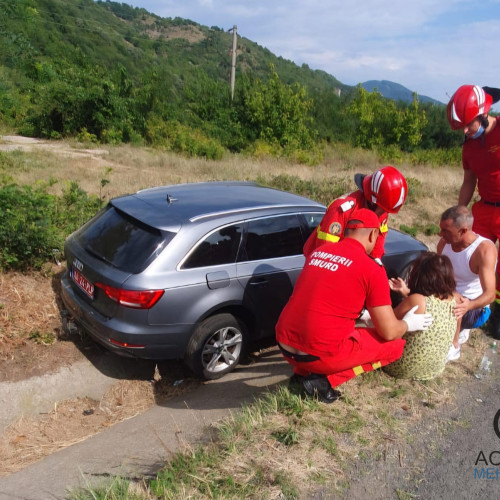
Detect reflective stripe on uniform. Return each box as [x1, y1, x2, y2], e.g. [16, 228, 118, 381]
[353, 361, 382, 377]
[353, 365, 364, 376]
[316, 226, 340, 243]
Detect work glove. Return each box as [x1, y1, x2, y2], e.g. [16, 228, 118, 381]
[402, 305, 433, 332]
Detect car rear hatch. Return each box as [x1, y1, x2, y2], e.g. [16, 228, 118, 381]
[64, 202, 177, 317]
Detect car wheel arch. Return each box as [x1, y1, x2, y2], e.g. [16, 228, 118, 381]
[194, 304, 256, 337]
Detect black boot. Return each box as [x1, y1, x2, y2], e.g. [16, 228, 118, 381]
[489, 303, 500, 340]
[302, 374, 341, 404]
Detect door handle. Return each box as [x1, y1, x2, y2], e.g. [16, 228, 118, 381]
[249, 278, 269, 286]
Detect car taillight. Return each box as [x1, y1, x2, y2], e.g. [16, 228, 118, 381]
[95, 283, 164, 309]
[109, 338, 145, 348]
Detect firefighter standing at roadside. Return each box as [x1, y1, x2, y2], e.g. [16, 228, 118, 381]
[303, 165, 408, 264]
[446, 85, 500, 338]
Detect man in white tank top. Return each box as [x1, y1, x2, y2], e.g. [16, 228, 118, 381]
[437, 206, 498, 360]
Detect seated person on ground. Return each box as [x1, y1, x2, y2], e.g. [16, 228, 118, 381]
[385, 252, 460, 381]
[276, 208, 433, 403]
[437, 206, 497, 361]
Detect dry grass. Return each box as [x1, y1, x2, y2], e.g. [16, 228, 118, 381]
[0, 267, 62, 355]
[0, 137, 480, 494]
[0, 137, 465, 248]
[142, 331, 486, 499]
[0, 376, 200, 477]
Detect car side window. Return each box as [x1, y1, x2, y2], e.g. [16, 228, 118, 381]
[183, 224, 243, 269]
[302, 212, 324, 239]
[243, 215, 303, 261]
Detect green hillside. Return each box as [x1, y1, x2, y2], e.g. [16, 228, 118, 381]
[0, 0, 461, 161]
[0, 0, 346, 93]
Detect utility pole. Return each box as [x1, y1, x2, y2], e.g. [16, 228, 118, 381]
[229, 25, 237, 101]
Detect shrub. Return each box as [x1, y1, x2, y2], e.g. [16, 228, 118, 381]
[424, 223, 441, 236]
[77, 128, 98, 143]
[257, 174, 346, 206]
[101, 127, 123, 145]
[245, 139, 283, 159]
[285, 144, 324, 166]
[0, 183, 59, 270]
[399, 224, 418, 237]
[408, 147, 462, 167]
[145, 119, 225, 160]
[376, 144, 403, 164]
[0, 182, 100, 271]
[56, 181, 102, 233]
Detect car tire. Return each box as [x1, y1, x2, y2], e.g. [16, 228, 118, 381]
[185, 313, 246, 380]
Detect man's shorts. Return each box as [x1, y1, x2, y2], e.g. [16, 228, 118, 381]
[461, 305, 491, 329]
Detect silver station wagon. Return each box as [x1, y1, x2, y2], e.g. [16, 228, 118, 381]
[61, 181, 427, 380]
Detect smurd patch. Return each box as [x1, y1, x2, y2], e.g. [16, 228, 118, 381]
[329, 222, 342, 235]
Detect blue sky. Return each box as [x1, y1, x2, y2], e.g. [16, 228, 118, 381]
[123, 0, 500, 109]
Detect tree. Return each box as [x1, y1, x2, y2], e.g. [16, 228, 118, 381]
[346, 85, 428, 151]
[346, 85, 393, 148]
[236, 66, 316, 150]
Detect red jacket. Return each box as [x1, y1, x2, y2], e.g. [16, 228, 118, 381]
[303, 190, 389, 260]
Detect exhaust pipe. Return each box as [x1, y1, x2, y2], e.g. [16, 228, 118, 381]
[61, 309, 80, 336]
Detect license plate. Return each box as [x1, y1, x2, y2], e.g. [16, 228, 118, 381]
[71, 268, 94, 299]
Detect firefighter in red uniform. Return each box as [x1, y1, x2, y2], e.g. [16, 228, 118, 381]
[447, 85, 500, 338]
[303, 166, 408, 264]
[276, 209, 433, 403]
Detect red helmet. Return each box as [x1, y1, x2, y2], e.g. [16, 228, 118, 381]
[355, 166, 407, 214]
[447, 85, 492, 130]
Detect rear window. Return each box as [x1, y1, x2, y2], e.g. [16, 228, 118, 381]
[74, 206, 170, 274]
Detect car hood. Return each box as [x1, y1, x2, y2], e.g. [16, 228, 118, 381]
[385, 228, 428, 255]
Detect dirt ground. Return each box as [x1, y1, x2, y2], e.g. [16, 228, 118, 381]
[0, 265, 79, 382]
[339, 348, 500, 500]
[0, 265, 200, 476]
[0, 134, 487, 491]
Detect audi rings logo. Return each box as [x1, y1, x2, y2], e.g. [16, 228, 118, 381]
[73, 258, 84, 272]
[494, 410, 500, 440]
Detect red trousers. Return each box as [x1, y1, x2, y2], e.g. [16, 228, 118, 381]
[471, 201, 500, 305]
[282, 328, 405, 388]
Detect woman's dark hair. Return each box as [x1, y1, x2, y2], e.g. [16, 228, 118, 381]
[407, 252, 456, 299]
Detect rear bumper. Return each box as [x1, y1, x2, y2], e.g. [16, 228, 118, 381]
[60, 274, 193, 360]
